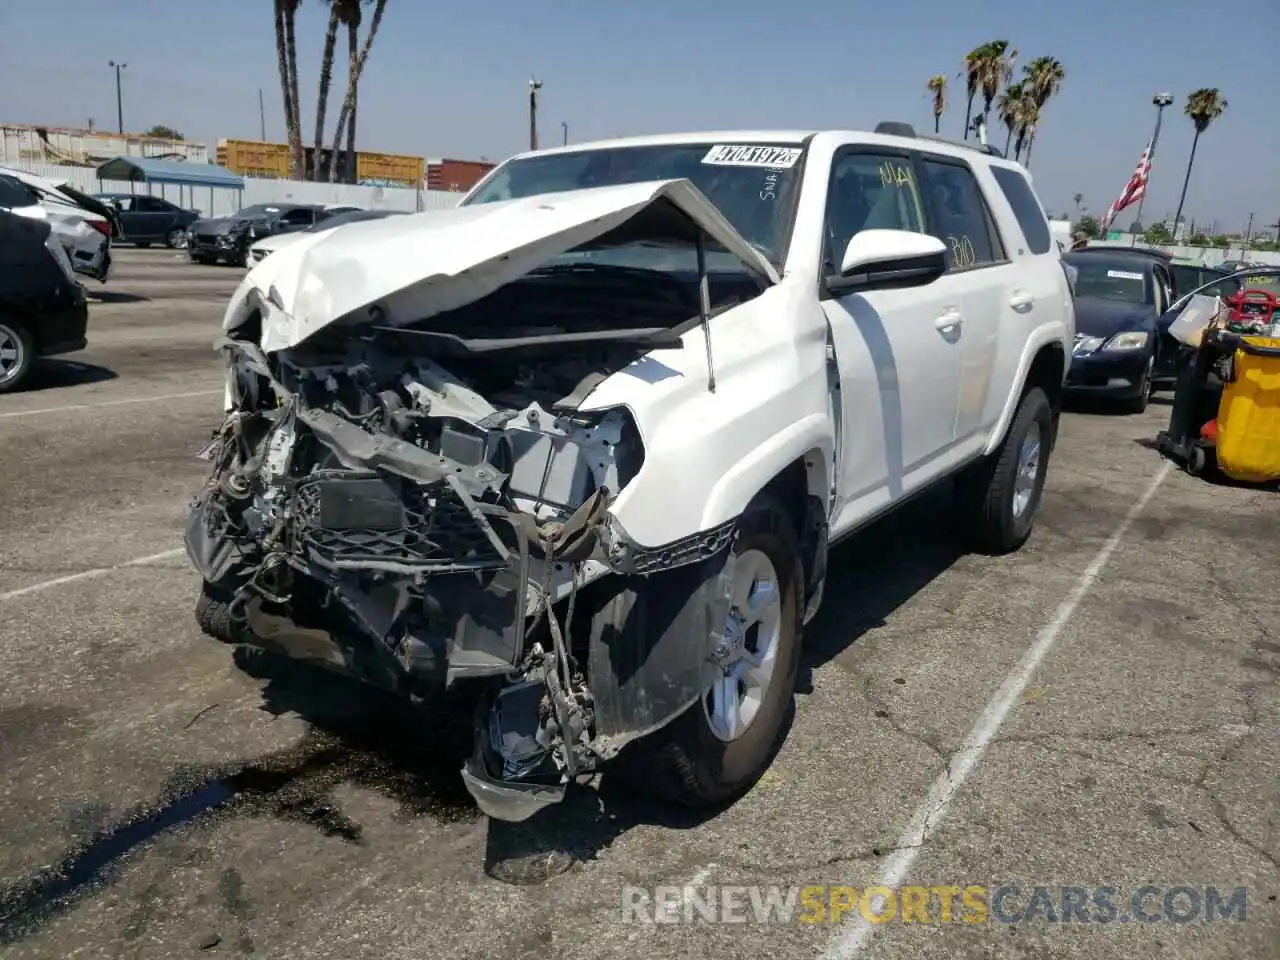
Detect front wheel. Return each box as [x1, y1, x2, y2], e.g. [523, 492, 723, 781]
[955, 386, 1054, 554]
[616, 496, 804, 808]
[166, 228, 188, 249]
[1123, 356, 1155, 414]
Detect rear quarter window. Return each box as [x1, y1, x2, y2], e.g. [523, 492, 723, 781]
[989, 166, 1052, 255]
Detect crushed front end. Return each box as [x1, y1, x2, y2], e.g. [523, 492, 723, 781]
[186, 330, 648, 820]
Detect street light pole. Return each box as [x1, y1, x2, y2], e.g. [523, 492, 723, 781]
[1131, 92, 1172, 234]
[108, 60, 127, 134]
[528, 76, 542, 151]
[561, 121, 568, 146]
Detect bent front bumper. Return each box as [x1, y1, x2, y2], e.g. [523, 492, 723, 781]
[1066, 349, 1151, 398]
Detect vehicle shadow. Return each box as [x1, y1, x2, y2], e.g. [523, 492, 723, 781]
[86, 289, 151, 303]
[1062, 396, 1142, 417]
[21, 360, 118, 391]
[798, 481, 965, 684]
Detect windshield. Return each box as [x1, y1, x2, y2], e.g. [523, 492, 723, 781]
[464, 142, 806, 268]
[1171, 264, 1239, 300]
[233, 204, 282, 220]
[1064, 257, 1149, 304]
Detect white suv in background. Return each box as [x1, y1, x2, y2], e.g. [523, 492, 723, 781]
[0, 167, 116, 282]
[190, 122, 1074, 821]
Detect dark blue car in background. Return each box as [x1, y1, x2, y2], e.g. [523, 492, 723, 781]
[1062, 251, 1174, 414]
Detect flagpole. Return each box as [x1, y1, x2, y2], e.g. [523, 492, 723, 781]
[1131, 93, 1173, 241]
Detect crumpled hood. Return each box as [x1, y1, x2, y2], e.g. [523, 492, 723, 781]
[224, 179, 781, 353]
[192, 216, 263, 236]
[1073, 297, 1155, 338]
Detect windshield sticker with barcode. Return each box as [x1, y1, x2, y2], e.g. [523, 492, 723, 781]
[702, 145, 802, 168]
[1107, 270, 1144, 281]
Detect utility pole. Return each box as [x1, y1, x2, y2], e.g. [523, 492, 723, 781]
[1242, 212, 1255, 254]
[258, 88, 266, 141]
[561, 121, 568, 146]
[1268, 214, 1280, 243]
[108, 60, 127, 134]
[1132, 92, 1173, 233]
[528, 76, 542, 151]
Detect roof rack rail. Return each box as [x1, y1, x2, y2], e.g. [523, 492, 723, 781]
[873, 121, 1007, 159]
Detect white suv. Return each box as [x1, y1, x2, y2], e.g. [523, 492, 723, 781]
[189, 124, 1073, 821]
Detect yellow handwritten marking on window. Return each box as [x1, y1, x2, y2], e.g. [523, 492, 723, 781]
[947, 235, 977, 268]
[879, 161, 913, 189]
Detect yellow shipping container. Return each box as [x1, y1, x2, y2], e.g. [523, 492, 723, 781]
[216, 138, 292, 179]
[355, 150, 425, 186]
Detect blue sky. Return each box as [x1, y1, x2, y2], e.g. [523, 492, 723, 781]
[2, 0, 1276, 233]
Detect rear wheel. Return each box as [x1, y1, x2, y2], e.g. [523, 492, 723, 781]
[956, 386, 1054, 554]
[0, 321, 34, 394]
[616, 496, 803, 807]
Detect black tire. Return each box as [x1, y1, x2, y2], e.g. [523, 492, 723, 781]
[1187, 445, 1208, 477]
[195, 582, 244, 644]
[955, 386, 1054, 555]
[616, 496, 804, 808]
[1123, 356, 1154, 414]
[0, 320, 35, 394]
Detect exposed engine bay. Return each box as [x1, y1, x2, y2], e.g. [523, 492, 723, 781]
[186, 323, 677, 816]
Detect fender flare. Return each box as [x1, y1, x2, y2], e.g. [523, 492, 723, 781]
[699, 413, 834, 530]
[983, 323, 1070, 457]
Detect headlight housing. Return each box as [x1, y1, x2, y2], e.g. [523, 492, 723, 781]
[1102, 331, 1150, 352]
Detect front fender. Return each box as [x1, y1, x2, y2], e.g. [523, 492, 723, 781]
[700, 414, 833, 530]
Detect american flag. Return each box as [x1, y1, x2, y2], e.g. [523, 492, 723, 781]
[1100, 142, 1152, 232]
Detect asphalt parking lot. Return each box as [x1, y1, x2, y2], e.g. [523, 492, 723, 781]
[0, 247, 1276, 959]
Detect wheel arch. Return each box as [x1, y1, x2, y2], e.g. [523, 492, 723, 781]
[984, 333, 1067, 457]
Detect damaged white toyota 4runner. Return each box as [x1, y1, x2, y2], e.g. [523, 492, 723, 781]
[186, 125, 1073, 821]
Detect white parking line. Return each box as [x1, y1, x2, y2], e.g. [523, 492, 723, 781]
[0, 548, 186, 602]
[821, 461, 1173, 960]
[0, 389, 221, 420]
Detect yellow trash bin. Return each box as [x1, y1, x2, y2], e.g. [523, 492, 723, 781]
[1215, 336, 1280, 484]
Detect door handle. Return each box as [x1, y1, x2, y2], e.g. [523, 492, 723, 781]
[1009, 291, 1035, 312]
[935, 309, 963, 332]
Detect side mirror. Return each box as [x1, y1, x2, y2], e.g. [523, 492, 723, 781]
[825, 229, 948, 296]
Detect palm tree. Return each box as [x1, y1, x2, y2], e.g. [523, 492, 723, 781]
[1013, 94, 1039, 162]
[1072, 193, 1084, 218]
[926, 75, 947, 134]
[1172, 88, 1228, 232]
[1020, 56, 1065, 167]
[997, 81, 1024, 156]
[960, 43, 988, 141]
[338, 0, 363, 182]
[313, 1, 343, 180]
[273, 0, 304, 178]
[978, 40, 1011, 139]
[325, 0, 388, 182]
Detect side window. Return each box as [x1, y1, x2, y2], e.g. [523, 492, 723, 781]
[919, 159, 1003, 270]
[280, 208, 315, 226]
[0, 175, 41, 209]
[134, 196, 164, 212]
[1152, 267, 1170, 313]
[989, 166, 1052, 254]
[111, 197, 136, 212]
[824, 152, 926, 270]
